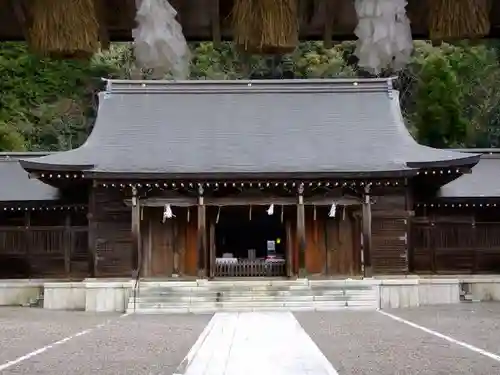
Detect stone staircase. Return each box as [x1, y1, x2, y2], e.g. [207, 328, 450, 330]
[127, 279, 380, 314]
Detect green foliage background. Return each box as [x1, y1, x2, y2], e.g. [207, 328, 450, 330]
[1, 40, 500, 152]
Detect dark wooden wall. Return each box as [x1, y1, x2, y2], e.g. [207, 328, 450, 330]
[411, 207, 500, 274]
[371, 189, 411, 274]
[90, 186, 132, 277]
[0, 210, 88, 279]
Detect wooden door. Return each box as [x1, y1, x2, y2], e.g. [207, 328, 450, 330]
[305, 213, 326, 275]
[150, 217, 174, 277]
[325, 210, 360, 276]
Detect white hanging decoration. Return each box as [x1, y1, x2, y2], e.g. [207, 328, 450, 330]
[328, 203, 337, 218]
[267, 204, 274, 216]
[132, 0, 191, 79]
[354, 0, 413, 75]
[162, 204, 175, 222]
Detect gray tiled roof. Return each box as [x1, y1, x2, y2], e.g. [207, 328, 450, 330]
[20, 79, 479, 178]
[439, 151, 500, 198]
[0, 153, 60, 203]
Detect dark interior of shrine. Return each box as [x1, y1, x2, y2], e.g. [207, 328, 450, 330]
[214, 206, 286, 260]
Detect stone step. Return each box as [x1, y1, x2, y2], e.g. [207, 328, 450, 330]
[136, 285, 374, 297]
[137, 285, 316, 294]
[131, 293, 376, 304]
[137, 290, 347, 299]
[126, 299, 377, 314]
[138, 288, 315, 296]
[128, 280, 379, 314]
[128, 298, 378, 309]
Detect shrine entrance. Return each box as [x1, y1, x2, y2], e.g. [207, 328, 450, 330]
[212, 206, 288, 277]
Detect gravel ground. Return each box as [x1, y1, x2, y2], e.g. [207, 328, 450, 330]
[3, 306, 500, 374]
[0, 311, 212, 375]
[295, 309, 500, 375]
[0, 307, 117, 365]
[390, 303, 500, 356]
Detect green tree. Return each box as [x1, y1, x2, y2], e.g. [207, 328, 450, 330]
[1, 40, 500, 152]
[0, 123, 25, 151]
[411, 52, 467, 148]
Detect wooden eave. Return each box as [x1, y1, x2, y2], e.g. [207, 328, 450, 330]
[81, 169, 418, 180]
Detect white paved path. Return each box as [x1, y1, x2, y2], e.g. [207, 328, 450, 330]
[178, 312, 338, 375]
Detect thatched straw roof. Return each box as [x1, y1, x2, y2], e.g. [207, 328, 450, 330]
[1, 0, 500, 44]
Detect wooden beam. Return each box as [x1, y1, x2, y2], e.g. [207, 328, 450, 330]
[209, 221, 216, 278]
[88, 183, 97, 277]
[405, 183, 414, 272]
[131, 195, 362, 207]
[23, 211, 31, 277]
[297, 183, 306, 276]
[210, 0, 221, 47]
[197, 186, 207, 278]
[124, 196, 197, 207]
[323, 0, 334, 49]
[131, 186, 141, 277]
[298, 0, 313, 37]
[173, 221, 180, 276]
[125, 0, 137, 28]
[286, 221, 293, 277]
[9, 0, 30, 42]
[362, 185, 373, 277]
[64, 212, 71, 277]
[144, 213, 152, 278]
[95, 0, 110, 50]
[206, 196, 296, 206]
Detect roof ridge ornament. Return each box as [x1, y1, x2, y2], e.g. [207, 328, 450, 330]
[102, 78, 395, 95]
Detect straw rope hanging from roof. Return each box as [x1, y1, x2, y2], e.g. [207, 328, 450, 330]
[429, 0, 492, 41]
[28, 0, 100, 59]
[232, 0, 300, 54]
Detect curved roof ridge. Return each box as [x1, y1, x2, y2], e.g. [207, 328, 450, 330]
[104, 77, 395, 95]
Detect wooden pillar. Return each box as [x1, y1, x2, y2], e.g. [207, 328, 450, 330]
[173, 221, 180, 276]
[430, 222, 437, 273]
[362, 184, 373, 277]
[472, 219, 478, 273]
[405, 182, 414, 272]
[64, 212, 71, 277]
[197, 186, 207, 278]
[286, 221, 293, 278]
[88, 184, 97, 277]
[131, 186, 142, 278]
[209, 221, 216, 278]
[143, 214, 152, 278]
[23, 211, 31, 278]
[297, 183, 306, 277]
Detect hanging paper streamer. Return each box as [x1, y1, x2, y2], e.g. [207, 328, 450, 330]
[132, 0, 191, 79]
[162, 204, 175, 222]
[216, 206, 221, 224]
[267, 204, 274, 216]
[281, 205, 284, 223]
[328, 203, 337, 218]
[354, 0, 413, 75]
